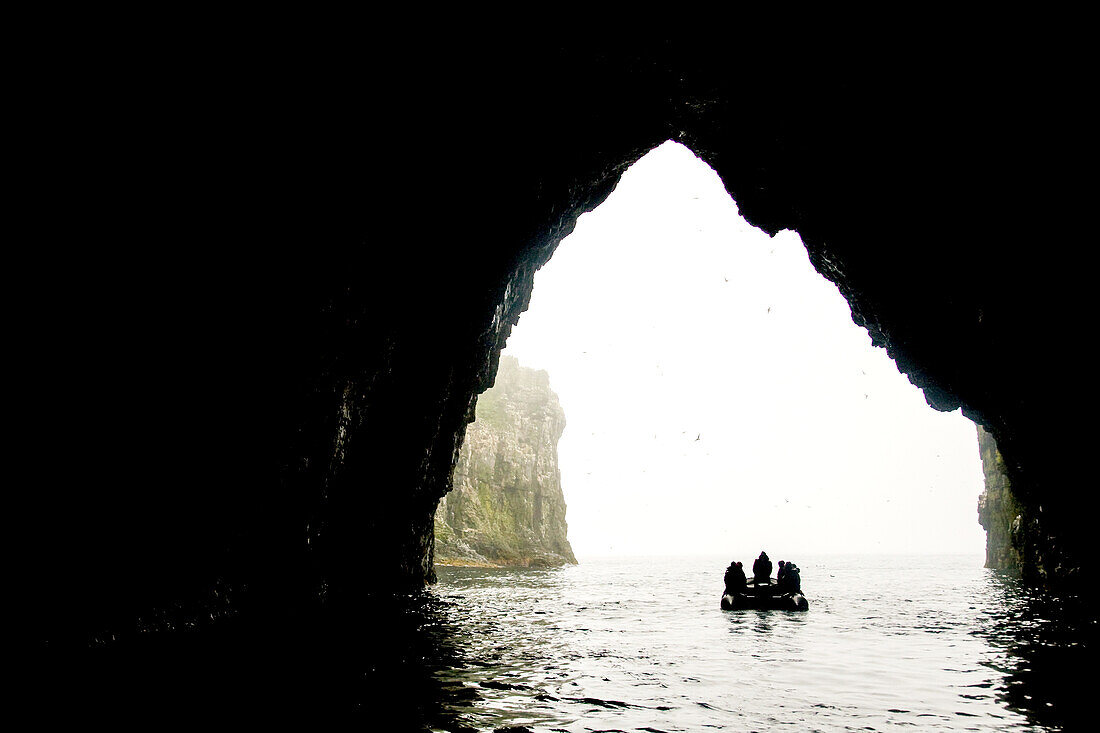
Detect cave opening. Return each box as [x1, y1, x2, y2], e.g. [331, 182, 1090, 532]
[25, 35, 1094, 728]
[420, 140, 1079, 731]
[443, 140, 986, 565]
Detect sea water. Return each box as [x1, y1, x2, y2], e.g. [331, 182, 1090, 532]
[406, 554, 1092, 732]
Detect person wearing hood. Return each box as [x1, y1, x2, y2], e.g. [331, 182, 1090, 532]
[752, 551, 772, 582]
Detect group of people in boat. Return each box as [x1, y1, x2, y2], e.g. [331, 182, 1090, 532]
[723, 551, 802, 595]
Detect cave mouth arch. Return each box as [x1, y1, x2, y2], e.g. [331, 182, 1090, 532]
[25, 38, 1093, 729]
[441, 140, 986, 565]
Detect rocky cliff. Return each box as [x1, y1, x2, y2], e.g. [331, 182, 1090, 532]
[434, 356, 576, 567]
[977, 424, 1080, 584]
[977, 424, 1021, 570]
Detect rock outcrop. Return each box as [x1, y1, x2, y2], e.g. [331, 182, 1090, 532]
[977, 425, 1020, 570]
[977, 425, 1081, 584]
[434, 356, 576, 567]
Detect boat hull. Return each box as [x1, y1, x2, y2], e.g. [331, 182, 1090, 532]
[721, 579, 808, 611]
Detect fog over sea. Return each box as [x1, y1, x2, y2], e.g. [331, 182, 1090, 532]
[405, 554, 1090, 732]
[387, 142, 1086, 731]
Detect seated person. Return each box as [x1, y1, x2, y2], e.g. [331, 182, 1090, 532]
[752, 551, 772, 582]
[781, 562, 802, 593]
[724, 561, 747, 594]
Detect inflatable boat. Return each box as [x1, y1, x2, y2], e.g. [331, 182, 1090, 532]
[721, 578, 809, 611]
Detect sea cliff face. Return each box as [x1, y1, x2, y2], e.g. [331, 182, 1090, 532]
[977, 424, 1081, 585]
[434, 356, 577, 567]
[977, 424, 1020, 570]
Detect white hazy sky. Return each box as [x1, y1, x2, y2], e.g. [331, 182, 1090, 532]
[501, 141, 986, 559]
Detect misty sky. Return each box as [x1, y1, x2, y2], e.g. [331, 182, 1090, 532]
[501, 141, 986, 560]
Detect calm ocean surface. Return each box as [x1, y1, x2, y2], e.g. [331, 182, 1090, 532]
[403, 555, 1092, 732]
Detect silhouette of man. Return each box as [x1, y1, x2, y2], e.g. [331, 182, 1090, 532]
[777, 560, 787, 585]
[752, 551, 772, 582]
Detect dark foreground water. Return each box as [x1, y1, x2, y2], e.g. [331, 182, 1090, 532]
[411, 555, 1093, 732]
[35, 554, 1093, 729]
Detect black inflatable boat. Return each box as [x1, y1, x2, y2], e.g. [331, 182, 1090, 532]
[721, 578, 808, 611]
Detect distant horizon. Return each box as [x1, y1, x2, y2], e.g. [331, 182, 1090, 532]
[500, 141, 987, 560]
[571, 550, 988, 560]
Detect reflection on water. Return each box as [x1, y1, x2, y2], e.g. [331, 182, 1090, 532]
[404, 556, 1093, 731]
[971, 571, 1094, 730]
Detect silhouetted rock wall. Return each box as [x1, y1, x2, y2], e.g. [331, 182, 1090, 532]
[977, 424, 1082, 585]
[435, 356, 576, 567]
[977, 425, 1020, 570]
[24, 32, 1095, 655]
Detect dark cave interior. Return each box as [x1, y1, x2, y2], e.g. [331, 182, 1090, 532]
[20, 30, 1093, 720]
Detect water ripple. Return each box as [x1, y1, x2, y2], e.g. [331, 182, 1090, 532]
[405, 555, 1091, 731]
